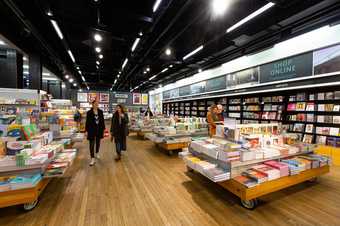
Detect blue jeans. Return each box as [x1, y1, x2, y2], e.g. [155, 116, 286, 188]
[115, 142, 122, 155]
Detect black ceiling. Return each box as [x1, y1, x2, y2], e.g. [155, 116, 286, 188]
[1, 0, 340, 92]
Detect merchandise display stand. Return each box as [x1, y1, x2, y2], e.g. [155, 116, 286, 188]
[0, 178, 50, 211]
[158, 142, 189, 155]
[218, 165, 329, 209]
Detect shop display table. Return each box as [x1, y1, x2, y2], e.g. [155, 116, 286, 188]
[158, 142, 190, 155]
[0, 178, 51, 211]
[218, 165, 330, 209]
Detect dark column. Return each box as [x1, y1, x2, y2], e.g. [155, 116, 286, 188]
[0, 48, 23, 88]
[29, 53, 42, 90]
[47, 80, 62, 99]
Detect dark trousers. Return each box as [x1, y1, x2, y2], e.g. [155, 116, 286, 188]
[115, 137, 126, 156]
[89, 136, 101, 158]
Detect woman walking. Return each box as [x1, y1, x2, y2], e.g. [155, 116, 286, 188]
[110, 104, 129, 161]
[85, 99, 105, 166]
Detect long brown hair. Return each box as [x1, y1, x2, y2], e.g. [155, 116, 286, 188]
[115, 104, 125, 115]
[210, 104, 217, 113]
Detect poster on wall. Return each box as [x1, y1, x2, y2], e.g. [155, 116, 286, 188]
[88, 93, 98, 102]
[313, 44, 340, 75]
[191, 81, 206, 94]
[227, 67, 259, 88]
[260, 53, 313, 83]
[170, 89, 179, 98]
[77, 93, 88, 102]
[133, 93, 141, 104]
[206, 76, 226, 92]
[179, 85, 191, 96]
[142, 94, 148, 105]
[99, 93, 109, 103]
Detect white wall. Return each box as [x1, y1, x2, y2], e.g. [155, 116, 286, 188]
[149, 24, 340, 96]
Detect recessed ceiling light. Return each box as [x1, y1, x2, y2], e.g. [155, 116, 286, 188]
[118, 71, 121, 74]
[165, 48, 171, 56]
[117, 74, 120, 78]
[143, 71, 147, 74]
[212, 0, 230, 16]
[146, 67, 150, 72]
[198, 68, 202, 73]
[73, 83, 77, 87]
[81, 76, 85, 82]
[76, 66, 80, 70]
[95, 47, 101, 53]
[99, 54, 103, 59]
[79, 88, 82, 92]
[23, 65, 29, 69]
[65, 75, 69, 79]
[96, 65, 99, 69]
[169, 65, 173, 68]
[69, 78, 74, 83]
[139, 32, 143, 36]
[96, 61, 100, 65]
[47, 11, 53, 16]
[94, 33, 102, 42]
[62, 84, 66, 88]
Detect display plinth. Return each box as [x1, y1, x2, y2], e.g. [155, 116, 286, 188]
[218, 165, 329, 209]
[0, 178, 50, 209]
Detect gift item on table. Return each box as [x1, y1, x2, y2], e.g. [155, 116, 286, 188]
[234, 175, 258, 188]
[252, 164, 281, 181]
[242, 169, 268, 183]
[9, 173, 42, 190]
[6, 141, 25, 155]
[264, 161, 290, 177]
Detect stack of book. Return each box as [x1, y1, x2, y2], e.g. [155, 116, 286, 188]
[264, 160, 290, 177]
[252, 164, 281, 181]
[204, 167, 230, 182]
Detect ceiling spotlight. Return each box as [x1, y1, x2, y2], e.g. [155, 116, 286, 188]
[94, 33, 102, 42]
[62, 84, 66, 88]
[198, 68, 202, 73]
[99, 54, 103, 59]
[79, 88, 82, 92]
[69, 78, 74, 83]
[65, 75, 69, 79]
[95, 47, 101, 53]
[96, 61, 100, 65]
[118, 71, 121, 74]
[23, 56, 28, 61]
[87, 86, 90, 90]
[146, 67, 150, 72]
[76, 66, 80, 70]
[169, 64, 173, 68]
[143, 71, 147, 74]
[96, 65, 99, 69]
[139, 32, 143, 36]
[73, 83, 77, 87]
[212, 0, 230, 16]
[165, 48, 171, 56]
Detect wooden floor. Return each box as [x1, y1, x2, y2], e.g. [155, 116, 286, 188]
[1, 134, 340, 226]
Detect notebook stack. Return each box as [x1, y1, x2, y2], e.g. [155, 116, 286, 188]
[242, 169, 268, 184]
[234, 175, 258, 188]
[281, 159, 305, 175]
[203, 167, 230, 182]
[264, 161, 290, 177]
[9, 173, 42, 190]
[252, 164, 281, 181]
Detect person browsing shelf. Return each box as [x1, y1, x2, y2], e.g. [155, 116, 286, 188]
[217, 104, 226, 121]
[144, 106, 154, 117]
[110, 104, 129, 161]
[206, 104, 222, 137]
[85, 99, 105, 166]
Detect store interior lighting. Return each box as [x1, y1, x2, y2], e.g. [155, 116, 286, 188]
[211, 0, 230, 16]
[153, 0, 162, 13]
[50, 20, 64, 40]
[226, 2, 275, 33]
[131, 38, 141, 52]
[94, 33, 102, 42]
[165, 48, 172, 56]
[122, 58, 128, 69]
[68, 50, 75, 63]
[95, 47, 101, 53]
[183, 45, 204, 60]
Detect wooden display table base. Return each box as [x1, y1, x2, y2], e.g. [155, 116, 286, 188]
[137, 131, 148, 139]
[158, 142, 189, 155]
[0, 178, 50, 211]
[218, 165, 330, 209]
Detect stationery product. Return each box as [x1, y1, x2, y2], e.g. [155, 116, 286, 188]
[317, 115, 325, 123]
[306, 114, 314, 122]
[242, 169, 268, 184]
[333, 116, 340, 124]
[329, 127, 339, 136]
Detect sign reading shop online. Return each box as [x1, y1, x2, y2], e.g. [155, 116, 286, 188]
[162, 43, 340, 100]
[260, 52, 313, 83]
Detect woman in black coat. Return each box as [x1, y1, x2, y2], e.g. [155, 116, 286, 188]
[85, 99, 105, 166]
[110, 104, 129, 161]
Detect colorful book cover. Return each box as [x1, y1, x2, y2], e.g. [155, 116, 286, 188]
[333, 105, 340, 112]
[293, 123, 305, 132]
[289, 96, 296, 101]
[317, 115, 324, 123]
[325, 104, 334, 112]
[305, 102, 315, 111]
[325, 92, 334, 100]
[303, 134, 313, 144]
[306, 114, 314, 122]
[309, 94, 315, 101]
[330, 127, 339, 136]
[317, 93, 325, 100]
[324, 115, 333, 123]
[287, 103, 296, 111]
[296, 102, 306, 111]
[234, 175, 258, 188]
[333, 116, 340, 124]
[318, 104, 325, 111]
[334, 91, 340, 100]
[305, 124, 314, 133]
[296, 114, 306, 121]
[297, 93, 306, 101]
[316, 135, 327, 145]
